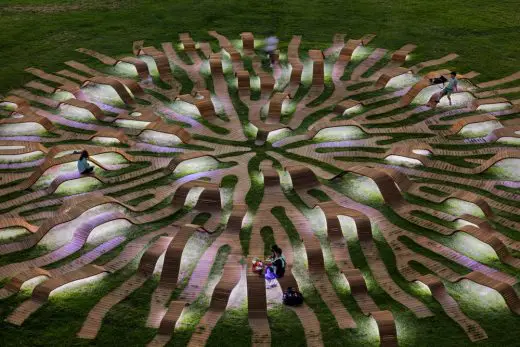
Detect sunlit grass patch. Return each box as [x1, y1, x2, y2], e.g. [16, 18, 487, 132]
[386, 72, 421, 89]
[54, 176, 103, 196]
[93, 136, 121, 145]
[442, 198, 485, 218]
[332, 173, 384, 205]
[86, 219, 133, 245]
[0, 123, 47, 136]
[81, 83, 126, 108]
[0, 151, 44, 163]
[138, 130, 182, 147]
[313, 126, 367, 142]
[485, 159, 520, 181]
[458, 120, 502, 138]
[114, 61, 138, 77]
[0, 227, 31, 242]
[59, 104, 97, 122]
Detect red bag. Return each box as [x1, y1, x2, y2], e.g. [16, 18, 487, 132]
[252, 260, 264, 274]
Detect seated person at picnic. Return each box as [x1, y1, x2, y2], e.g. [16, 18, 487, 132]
[434, 71, 458, 106]
[75, 150, 94, 174]
[265, 245, 286, 288]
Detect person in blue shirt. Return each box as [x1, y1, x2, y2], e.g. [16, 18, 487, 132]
[264, 35, 279, 67]
[434, 71, 459, 106]
[75, 150, 94, 174]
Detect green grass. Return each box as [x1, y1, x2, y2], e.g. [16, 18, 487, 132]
[2, 0, 520, 96]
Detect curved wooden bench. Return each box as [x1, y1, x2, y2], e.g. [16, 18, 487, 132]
[76, 48, 150, 80]
[146, 224, 199, 328]
[416, 274, 488, 342]
[370, 310, 398, 347]
[137, 46, 174, 82]
[285, 165, 320, 207]
[333, 99, 361, 115]
[487, 126, 520, 143]
[248, 219, 270, 346]
[157, 300, 188, 335]
[119, 57, 150, 80]
[2, 95, 31, 109]
[236, 70, 250, 91]
[209, 53, 223, 75]
[266, 92, 291, 124]
[288, 35, 303, 84]
[273, 215, 324, 347]
[1, 211, 135, 281]
[6, 264, 107, 326]
[179, 33, 196, 52]
[208, 31, 241, 62]
[0, 217, 38, 233]
[140, 120, 192, 144]
[308, 50, 325, 86]
[399, 74, 440, 107]
[165, 152, 217, 172]
[344, 269, 379, 314]
[0, 145, 137, 198]
[176, 90, 217, 120]
[448, 114, 498, 135]
[0, 194, 116, 257]
[314, 196, 434, 318]
[78, 235, 175, 339]
[290, 206, 357, 330]
[375, 67, 409, 88]
[456, 215, 520, 269]
[171, 179, 221, 208]
[24, 67, 80, 94]
[187, 250, 243, 347]
[471, 97, 511, 111]
[459, 271, 520, 315]
[338, 34, 376, 62]
[241, 32, 254, 51]
[258, 71, 275, 93]
[59, 98, 108, 121]
[0, 267, 51, 298]
[391, 44, 417, 62]
[335, 166, 405, 207]
[82, 76, 136, 105]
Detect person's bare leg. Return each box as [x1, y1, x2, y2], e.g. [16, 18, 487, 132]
[447, 95, 452, 106]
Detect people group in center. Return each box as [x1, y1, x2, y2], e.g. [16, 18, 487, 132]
[252, 244, 286, 288]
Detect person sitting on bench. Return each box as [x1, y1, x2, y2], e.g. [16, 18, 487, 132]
[264, 245, 286, 288]
[74, 150, 94, 174]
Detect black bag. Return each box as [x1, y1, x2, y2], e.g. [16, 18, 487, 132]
[430, 76, 447, 85]
[283, 287, 303, 306]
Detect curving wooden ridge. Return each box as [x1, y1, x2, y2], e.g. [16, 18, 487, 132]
[136, 45, 175, 83]
[77, 234, 175, 338]
[3, 30, 520, 347]
[241, 32, 254, 51]
[308, 50, 325, 86]
[416, 274, 488, 342]
[391, 44, 417, 62]
[176, 90, 217, 120]
[266, 92, 291, 124]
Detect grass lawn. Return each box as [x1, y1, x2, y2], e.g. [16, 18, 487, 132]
[1, 0, 520, 95]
